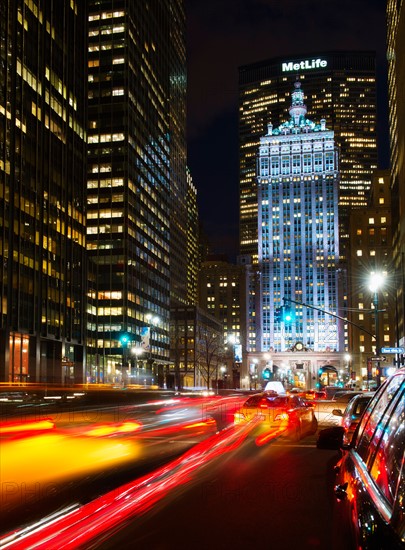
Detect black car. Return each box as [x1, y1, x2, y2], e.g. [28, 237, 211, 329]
[317, 368, 405, 549]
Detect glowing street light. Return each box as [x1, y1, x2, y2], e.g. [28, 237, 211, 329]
[368, 271, 385, 387]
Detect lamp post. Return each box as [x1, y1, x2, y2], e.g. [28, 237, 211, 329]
[144, 313, 160, 385]
[344, 353, 352, 388]
[227, 334, 241, 389]
[120, 334, 130, 385]
[369, 272, 385, 388]
[131, 347, 144, 384]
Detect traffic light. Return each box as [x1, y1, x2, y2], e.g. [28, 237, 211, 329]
[262, 367, 271, 380]
[120, 334, 130, 346]
[283, 306, 294, 324]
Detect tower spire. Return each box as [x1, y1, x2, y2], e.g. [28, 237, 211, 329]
[289, 79, 307, 126]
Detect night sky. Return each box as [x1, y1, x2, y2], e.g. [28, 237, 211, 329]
[185, 0, 388, 260]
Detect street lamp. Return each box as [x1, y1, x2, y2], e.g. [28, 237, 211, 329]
[227, 334, 241, 389]
[131, 347, 144, 384]
[368, 271, 385, 387]
[344, 353, 351, 387]
[144, 313, 160, 385]
[251, 358, 258, 390]
[120, 334, 130, 385]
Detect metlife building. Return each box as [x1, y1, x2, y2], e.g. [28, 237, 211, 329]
[238, 51, 377, 260]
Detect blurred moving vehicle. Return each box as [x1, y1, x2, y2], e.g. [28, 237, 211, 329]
[317, 368, 405, 549]
[234, 392, 318, 440]
[304, 389, 327, 400]
[332, 392, 374, 444]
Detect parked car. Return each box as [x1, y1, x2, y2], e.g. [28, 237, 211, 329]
[234, 392, 318, 440]
[317, 368, 405, 549]
[330, 391, 365, 409]
[332, 392, 374, 444]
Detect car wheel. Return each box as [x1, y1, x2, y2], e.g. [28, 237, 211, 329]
[292, 422, 301, 441]
[309, 415, 318, 435]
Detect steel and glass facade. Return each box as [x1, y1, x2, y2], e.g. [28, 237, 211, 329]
[0, 0, 87, 382]
[239, 51, 378, 262]
[387, 1, 405, 350]
[86, 1, 187, 382]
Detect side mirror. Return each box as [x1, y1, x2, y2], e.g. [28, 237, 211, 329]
[316, 426, 345, 450]
[332, 408, 343, 416]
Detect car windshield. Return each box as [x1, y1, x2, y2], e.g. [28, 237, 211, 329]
[264, 397, 289, 407]
[244, 395, 289, 408]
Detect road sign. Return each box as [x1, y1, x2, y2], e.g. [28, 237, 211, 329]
[369, 356, 386, 362]
[380, 347, 404, 354]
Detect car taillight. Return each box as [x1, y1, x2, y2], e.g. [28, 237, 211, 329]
[274, 412, 289, 421]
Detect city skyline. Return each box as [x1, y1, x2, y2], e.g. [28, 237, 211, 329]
[186, 0, 388, 259]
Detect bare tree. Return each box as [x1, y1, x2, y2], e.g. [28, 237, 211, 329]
[195, 327, 225, 389]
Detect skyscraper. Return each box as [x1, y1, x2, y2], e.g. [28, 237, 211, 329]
[347, 170, 396, 382]
[256, 81, 342, 353]
[186, 168, 199, 306]
[86, 1, 187, 383]
[386, 1, 405, 351]
[0, 1, 88, 382]
[239, 51, 378, 261]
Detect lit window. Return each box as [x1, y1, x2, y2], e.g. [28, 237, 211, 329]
[379, 198, 385, 205]
[369, 217, 375, 224]
[356, 250, 362, 256]
[381, 216, 386, 223]
[370, 250, 375, 256]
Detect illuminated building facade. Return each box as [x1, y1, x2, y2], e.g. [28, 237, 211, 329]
[256, 81, 342, 354]
[348, 170, 396, 382]
[386, 1, 405, 351]
[239, 51, 378, 261]
[170, 305, 224, 390]
[198, 256, 251, 387]
[86, 1, 187, 383]
[186, 168, 199, 306]
[0, 1, 87, 382]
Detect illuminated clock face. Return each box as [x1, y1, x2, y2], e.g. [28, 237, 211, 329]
[296, 342, 303, 351]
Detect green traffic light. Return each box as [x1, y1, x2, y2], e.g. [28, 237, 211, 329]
[283, 307, 294, 323]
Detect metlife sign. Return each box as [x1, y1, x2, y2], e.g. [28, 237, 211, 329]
[282, 58, 328, 73]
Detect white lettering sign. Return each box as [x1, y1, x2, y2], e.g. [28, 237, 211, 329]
[282, 58, 328, 72]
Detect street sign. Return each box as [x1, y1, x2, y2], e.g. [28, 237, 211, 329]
[370, 356, 386, 362]
[380, 347, 404, 354]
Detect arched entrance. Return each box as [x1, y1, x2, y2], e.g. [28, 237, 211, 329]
[318, 365, 338, 387]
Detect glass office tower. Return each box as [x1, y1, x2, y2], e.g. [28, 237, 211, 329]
[239, 51, 377, 261]
[86, 1, 187, 383]
[387, 1, 405, 351]
[256, 81, 342, 353]
[0, 0, 87, 382]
